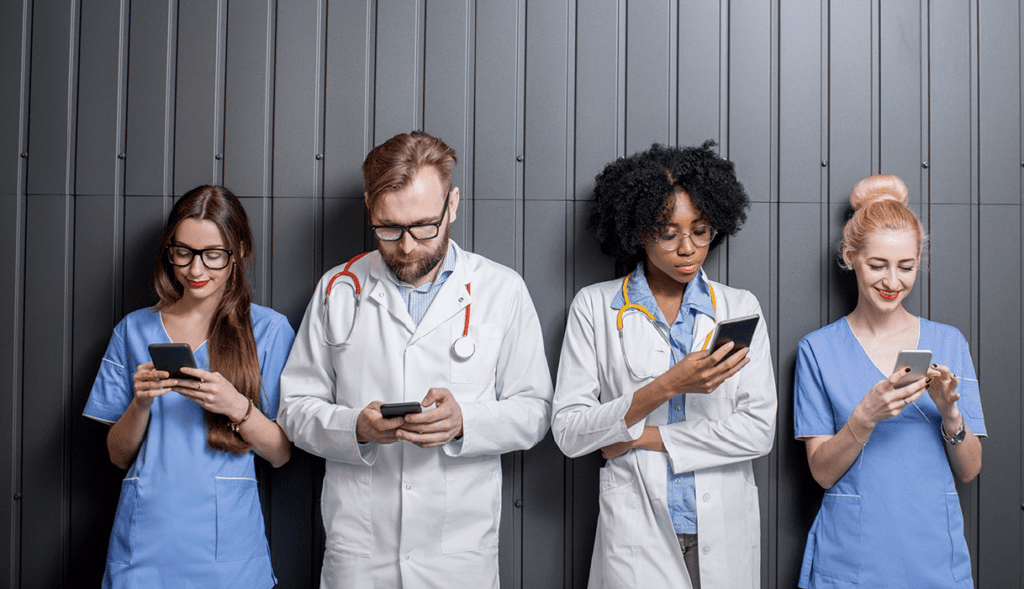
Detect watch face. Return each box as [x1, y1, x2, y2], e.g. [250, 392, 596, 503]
[945, 421, 967, 445]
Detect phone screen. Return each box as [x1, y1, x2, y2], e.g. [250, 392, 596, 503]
[148, 343, 199, 380]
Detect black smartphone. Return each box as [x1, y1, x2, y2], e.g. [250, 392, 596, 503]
[707, 314, 759, 361]
[148, 343, 199, 380]
[379, 402, 423, 418]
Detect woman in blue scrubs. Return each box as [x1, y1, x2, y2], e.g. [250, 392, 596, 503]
[84, 185, 295, 588]
[794, 175, 985, 588]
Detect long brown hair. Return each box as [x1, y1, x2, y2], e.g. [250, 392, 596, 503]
[154, 185, 260, 454]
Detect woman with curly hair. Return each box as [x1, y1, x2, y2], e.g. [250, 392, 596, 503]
[84, 185, 295, 588]
[552, 141, 777, 588]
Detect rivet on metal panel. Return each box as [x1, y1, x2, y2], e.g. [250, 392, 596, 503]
[13, 493, 20, 500]
[514, 500, 523, 508]
[921, 161, 929, 169]
[316, 154, 324, 161]
[118, 153, 126, 160]
[821, 160, 827, 167]
[516, 155, 524, 162]
[215, 154, 223, 161]
[20, 152, 27, 158]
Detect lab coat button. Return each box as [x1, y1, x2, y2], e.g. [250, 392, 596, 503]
[674, 404, 682, 412]
[701, 546, 710, 555]
[405, 555, 410, 561]
[405, 485, 412, 490]
[703, 493, 711, 502]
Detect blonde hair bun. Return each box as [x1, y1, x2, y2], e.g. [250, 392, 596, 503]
[849, 174, 908, 209]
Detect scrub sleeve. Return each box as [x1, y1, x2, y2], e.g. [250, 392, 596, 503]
[84, 304, 295, 589]
[794, 317, 985, 589]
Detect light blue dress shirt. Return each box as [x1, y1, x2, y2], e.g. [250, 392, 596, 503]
[614, 262, 715, 534]
[393, 243, 458, 325]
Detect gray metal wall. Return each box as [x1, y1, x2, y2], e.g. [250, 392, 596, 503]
[1, 1, 1021, 587]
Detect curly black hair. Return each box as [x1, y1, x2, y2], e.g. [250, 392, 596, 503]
[589, 140, 750, 266]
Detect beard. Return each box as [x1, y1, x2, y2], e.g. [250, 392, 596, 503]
[380, 223, 450, 284]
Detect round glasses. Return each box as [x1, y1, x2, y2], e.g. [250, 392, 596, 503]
[166, 246, 234, 270]
[653, 224, 717, 251]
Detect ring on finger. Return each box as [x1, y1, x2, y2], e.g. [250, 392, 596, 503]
[903, 397, 910, 405]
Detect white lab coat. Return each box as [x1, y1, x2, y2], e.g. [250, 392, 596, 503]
[552, 270, 777, 589]
[278, 242, 553, 589]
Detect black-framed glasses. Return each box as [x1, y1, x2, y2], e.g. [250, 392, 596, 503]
[654, 224, 717, 250]
[370, 188, 451, 242]
[166, 245, 234, 269]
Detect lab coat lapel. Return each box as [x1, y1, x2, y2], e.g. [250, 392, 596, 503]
[409, 254, 473, 346]
[689, 269, 718, 353]
[367, 257, 417, 334]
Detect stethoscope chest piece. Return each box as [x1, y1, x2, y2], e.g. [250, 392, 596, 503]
[452, 336, 476, 360]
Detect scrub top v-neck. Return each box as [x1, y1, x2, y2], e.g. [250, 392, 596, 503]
[84, 304, 295, 589]
[794, 317, 985, 589]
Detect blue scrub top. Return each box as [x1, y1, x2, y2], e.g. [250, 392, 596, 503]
[794, 317, 985, 589]
[84, 304, 295, 589]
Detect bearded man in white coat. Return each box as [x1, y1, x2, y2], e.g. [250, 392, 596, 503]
[278, 131, 553, 588]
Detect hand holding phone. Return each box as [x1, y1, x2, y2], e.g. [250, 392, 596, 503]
[379, 402, 424, 418]
[892, 349, 932, 388]
[707, 314, 759, 363]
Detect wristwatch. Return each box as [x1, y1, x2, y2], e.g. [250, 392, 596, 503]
[941, 419, 967, 445]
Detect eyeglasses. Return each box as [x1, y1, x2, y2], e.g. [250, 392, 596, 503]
[166, 245, 234, 269]
[654, 224, 717, 251]
[370, 188, 451, 242]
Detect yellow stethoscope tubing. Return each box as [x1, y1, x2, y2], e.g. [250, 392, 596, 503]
[616, 272, 717, 379]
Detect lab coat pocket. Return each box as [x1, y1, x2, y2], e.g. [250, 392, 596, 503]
[945, 492, 972, 581]
[107, 477, 140, 564]
[450, 323, 502, 384]
[812, 493, 861, 583]
[214, 477, 266, 562]
[597, 464, 640, 548]
[442, 456, 501, 553]
[324, 465, 373, 557]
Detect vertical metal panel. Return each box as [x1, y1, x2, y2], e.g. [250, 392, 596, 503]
[125, 0, 176, 196]
[977, 204, 1022, 586]
[498, 452, 518, 589]
[977, 0, 1022, 204]
[26, 0, 76, 195]
[524, 0, 571, 201]
[473, 200, 519, 270]
[774, 202, 826, 589]
[272, 0, 323, 197]
[879, 1, 923, 204]
[727, 203, 772, 353]
[778, 0, 822, 203]
[122, 196, 166, 313]
[928, 1, 972, 205]
[173, 0, 221, 193]
[373, 0, 424, 141]
[625, 0, 671, 153]
[323, 0, 373, 200]
[223, 1, 275, 196]
[570, 201, 614, 296]
[573, 1, 621, 202]
[677, 1, 720, 147]
[521, 199, 567, 588]
[474, 0, 523, 202]
[237, 197, 268, 305]
[321, 197, 368, 273]
[0, 193, 23, 588]
[75, 2, 123, 196]
[424, 0, 473, 247]
[0, 1, 28, 195]
[69, 194, 121, 584]
[729, 0, 771, 202]
[828, 1, 873, 191]
[268, 196, 323, 587]
[21, 194, 73, 587]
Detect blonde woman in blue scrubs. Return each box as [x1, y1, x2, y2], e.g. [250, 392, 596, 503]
[84, 186, 294, 588]
[795, 175, 985, 588]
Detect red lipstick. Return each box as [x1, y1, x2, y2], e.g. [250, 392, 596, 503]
[189, 280, 210, 288]
[878, 289, 898, 301]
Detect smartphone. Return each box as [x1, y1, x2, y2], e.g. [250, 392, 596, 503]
[892, 349, 932, 388]
[379, 402, 423, 418]
[707, 314, 759, 361]
[148, 343, 199, 380]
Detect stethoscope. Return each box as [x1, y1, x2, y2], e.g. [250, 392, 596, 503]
[322, 253, 476, 359]
[616, 272, 716, 380]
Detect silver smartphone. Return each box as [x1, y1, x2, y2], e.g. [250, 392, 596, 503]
[892, 349, 932, 388]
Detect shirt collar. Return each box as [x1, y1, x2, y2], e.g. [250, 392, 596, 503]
[611, 262, 715, 324]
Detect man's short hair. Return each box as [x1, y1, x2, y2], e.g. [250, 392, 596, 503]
[362, 131, 458, 211]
